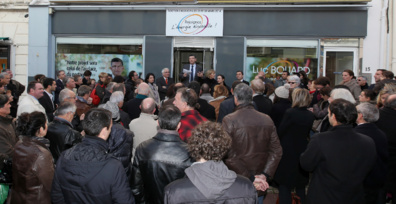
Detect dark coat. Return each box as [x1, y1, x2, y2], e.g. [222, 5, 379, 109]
[51, 136, 134, 204]
[155, 77, 174, 101]
[124, 78, 136, 102]
[38, 91, 56, 122]
[123, 94, 147, 121]
[131, 129, 193, 204]
[223, 104, 282, 182]
[202, 77, 217, 94]
[355, 123, 388, 188]
[119, 108, 131, 129]
[217, 97, 235, 123]
[197, 98, 216, 121]
[375, 107, 396, 190]
[55, 79, 65, 105]
[46, 117, 83, 163]
[253, 94, 272, 115]
[95, 81, 106, 104]
[12, 136, 54, 204]
[179, 64, 203, 85]
[300, 125, 376, 204]
[8, 79, 25, 117]
[242, 80, 250, 86]
[270, 98, 292, 129]
[164, 175, 257, 204]
[108, 122, 134, 177]
[0, 115, 17, 169]
[274, 107, 314, 188]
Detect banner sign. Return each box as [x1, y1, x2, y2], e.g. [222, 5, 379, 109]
[245, 57, 317, 82]
[55, 53, 143, 80]
[166, 8, 223, 37]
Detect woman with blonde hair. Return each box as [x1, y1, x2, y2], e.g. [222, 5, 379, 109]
[377, 83, 396, 108]
[203, 69, 217, 95]
[209, 85, 229, 121]
[274, 88, 314, 204]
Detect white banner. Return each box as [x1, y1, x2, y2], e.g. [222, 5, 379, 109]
[166, 8, 223, 37]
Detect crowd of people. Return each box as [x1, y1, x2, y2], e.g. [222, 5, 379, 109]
[0, 55, 396, 204]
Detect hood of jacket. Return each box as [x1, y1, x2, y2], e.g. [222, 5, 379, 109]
[185, 160, 237, 200]
[60, 136, 112, 186]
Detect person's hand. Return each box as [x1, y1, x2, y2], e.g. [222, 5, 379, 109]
[307, 107, 313, 112]
[253, 174, 269, 192]
[80, 113, 85, 121]
[81, 130, 85, 136]
[183, 73, 188, 77]
[162, 86, 167, 89]
[87, 97, 93, 104]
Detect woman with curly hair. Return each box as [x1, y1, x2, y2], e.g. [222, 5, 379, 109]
[11, 111, 54, 204]
[165, 121, 260, 203]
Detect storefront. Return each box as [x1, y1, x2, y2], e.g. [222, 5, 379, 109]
[28, 1, 369, 86]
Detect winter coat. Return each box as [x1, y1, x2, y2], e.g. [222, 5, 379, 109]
[51, 135, 134, 204]
[0, 115, 17, 169]
[131, 129, 193, 204]
[11, 136, 54, 204]
[108, 122, 134, 177]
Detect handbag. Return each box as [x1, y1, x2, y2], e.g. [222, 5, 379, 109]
[312, 119, 323, 132]
[90, 84, 101, 106]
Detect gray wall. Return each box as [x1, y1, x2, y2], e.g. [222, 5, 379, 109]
[144, 36, 173, 80]
[52, 8, 367, 37]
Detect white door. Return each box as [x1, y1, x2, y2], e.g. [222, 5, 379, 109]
[323, 48, 358, 86]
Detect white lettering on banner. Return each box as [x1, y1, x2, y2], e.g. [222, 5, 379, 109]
[253, 66, 311, 75]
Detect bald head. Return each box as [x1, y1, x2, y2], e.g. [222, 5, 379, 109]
[141, 98, 156, 114]
[137, 82, 150, 96]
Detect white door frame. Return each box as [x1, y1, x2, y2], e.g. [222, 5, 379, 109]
[323, 47, 359, 77]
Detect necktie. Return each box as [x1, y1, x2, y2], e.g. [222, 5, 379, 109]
[190, 65, 194, 82]
[165, 78, 168, 85]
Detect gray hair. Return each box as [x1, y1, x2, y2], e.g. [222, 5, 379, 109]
[0, 72, 9, 78]
[251, 79, 265, 94]
[77, 85, 92, 97]
[109, 91, 124, 104]
[66, 77, 74, 84]
[55, 101, 76, 116]
[288, 75, 301, 85]
[2, 69, 10, 73]
[358, 76, 368, 81]
[162, 68, 170, 74]
[141, 98, 156, 114]
[234, 83, 253, 105]
[385, 94, 396, 109]
[330, 88, 356, 104]
[113, 83, 125, 93]
[59, 89, 75, 102]
[356, 102, 379, 123]
[106, 82, 116, 92]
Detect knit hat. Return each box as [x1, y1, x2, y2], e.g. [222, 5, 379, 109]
[98, 101, 120, 121]
[275, 84, 290, 99]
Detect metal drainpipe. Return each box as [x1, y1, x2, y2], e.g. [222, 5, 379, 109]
[379, 0, 388, 70]
[392, 0, 396, 72]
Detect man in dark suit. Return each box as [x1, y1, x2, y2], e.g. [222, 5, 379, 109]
[251, 79, 272, 115]
[123, 82, 150, 121]
[55, 70, 66, 105]
[217, 81, 241, 123]
[39, 77, 57, 121]
[355, 103, 388, 204]
[236, 70, 249, 86]
[179, 54, 203, 86]
[156, 68, 174, 101]
[375, 94, 396, 204]
[300, 99, 376, 204]
[188, 81, 216, 121]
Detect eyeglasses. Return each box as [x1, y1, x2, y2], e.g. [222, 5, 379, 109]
[288, 82, 296, 84]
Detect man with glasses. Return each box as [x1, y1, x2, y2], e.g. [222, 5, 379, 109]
[357, 76, 369, 90]
[110, 58, 125, 77]
[286, 75, 300, 89]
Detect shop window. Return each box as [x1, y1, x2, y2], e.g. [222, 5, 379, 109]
[246, 39, 318, 83]
[56, 37, 143, 79]
[0, 45, 10, 71]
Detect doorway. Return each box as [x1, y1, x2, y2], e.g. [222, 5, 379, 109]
[173, 47, 214, 82]
[323, 48, 358, 86]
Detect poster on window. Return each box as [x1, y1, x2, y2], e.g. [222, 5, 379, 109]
[55, 54, 143, 80]
[245, 57, 317, 82]
[166, 8, 223, 36]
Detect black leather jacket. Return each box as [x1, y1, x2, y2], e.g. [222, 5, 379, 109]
[131, 129, 193, 204]
[46, 117, 83, 163]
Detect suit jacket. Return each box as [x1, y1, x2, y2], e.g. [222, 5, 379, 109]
[217, 97, 235, 123]
[156, 77, 174, 101]
[179, 64, 203, 85]
[17, 94, 46, 117]
[253, 94, 272, 115]
[300, 125, 376, 204]
[39, 91, 56, 122]
[197, 98, 216, 121]
[123, 95, 148, 121]
[55, 79, 64, 105]
[241, 80, 250, 86]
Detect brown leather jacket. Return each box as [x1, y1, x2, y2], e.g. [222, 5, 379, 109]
[75, 98, 92, 117]
[223, 104, 282, 180]
[11, 136, 54, 204]
[0, 115, 17, 169]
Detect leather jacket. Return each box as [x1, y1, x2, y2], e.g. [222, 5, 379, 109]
[0, 115, 17, 169]
[108, 122, 134, 177]
[46, 117, 83, 163]
[131, 129, 193, 204]
[223, 104, 283, 181]
[11, 136, 54, 204]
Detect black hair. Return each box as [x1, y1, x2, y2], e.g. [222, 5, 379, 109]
[42, 77, 55, 89]
[128, 71, 137, 80]
[329, 98, 357, 125]
[113, 76, 125, 83]
[362, 89, 376, 101]
[27, 81, 40, 93]
[188, 81, 201, 97]
[236, 70, 244, 75]
[111, 58, 123, 66]
[0, 94, 9, 108]
[158, 105, 181, 130]
[83, 70, 92, 77]
[144, 73, 156, 84]
[82, 108, 112, 136]
[16, 111, 46, 136]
